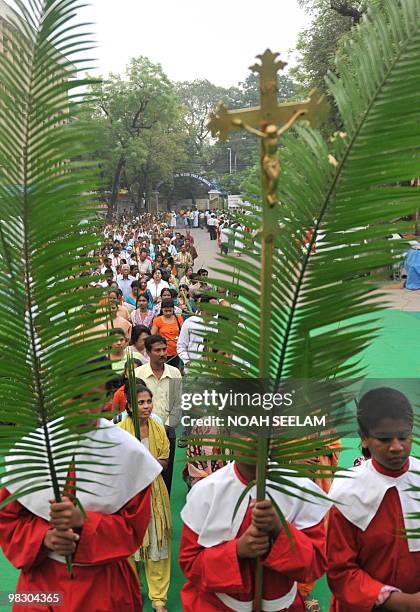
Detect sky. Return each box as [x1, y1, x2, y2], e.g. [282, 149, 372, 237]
[77, 0, 310, 87]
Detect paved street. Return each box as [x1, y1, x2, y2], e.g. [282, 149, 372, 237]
[185, 227, 420, 311]
[372, 283, 420, 311]
[181, 227, 233, 280]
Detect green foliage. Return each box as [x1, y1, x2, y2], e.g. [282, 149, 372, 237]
[0, 0, 111, 515]
[210, 170, 252, 196]
[176, 79, 233, 156]
[211, 74, 300, 177]
[191, 0, 420, 501]
[237, 72, 298, 107]
[293, 0, 359, 90]
[86, 64, 301, 203]
[89, 56, 185, 214]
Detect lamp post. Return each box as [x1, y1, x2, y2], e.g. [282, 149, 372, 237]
[227, 147, 232, 174]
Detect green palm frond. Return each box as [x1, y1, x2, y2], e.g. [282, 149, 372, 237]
[125, 352, 141, 440]
[191, 0, 420, 481]
[0, 0, 112, 528]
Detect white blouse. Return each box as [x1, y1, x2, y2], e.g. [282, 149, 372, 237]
[147, 279, 169, 299]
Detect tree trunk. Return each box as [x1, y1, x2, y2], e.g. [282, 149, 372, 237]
[330, 0, 362, 23]
[107, 155, 125, 220]
[134, 180, 145, 215]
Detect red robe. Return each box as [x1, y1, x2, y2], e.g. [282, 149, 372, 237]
[0, 486, 151, 612]
[327, 460, 420, 611]
[179, 466, 327, 611]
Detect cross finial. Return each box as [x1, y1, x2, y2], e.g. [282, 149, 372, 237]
[250, 50, 288, 123]
[249, 48, 287, 77]
[208, 49, 328, 142]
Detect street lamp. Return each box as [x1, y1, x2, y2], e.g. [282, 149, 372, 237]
[227, 147, 232, 174]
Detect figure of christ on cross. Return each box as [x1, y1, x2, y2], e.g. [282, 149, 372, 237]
[206, 49, 330, 612]
[207, 49, 329, 207]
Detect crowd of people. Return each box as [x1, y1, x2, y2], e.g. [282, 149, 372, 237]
[0, 210, 419, 612]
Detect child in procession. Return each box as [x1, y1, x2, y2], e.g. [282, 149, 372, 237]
[0, 360, 162, 612]
[327, 387, 420, 611]
[179, 440, 331, 610]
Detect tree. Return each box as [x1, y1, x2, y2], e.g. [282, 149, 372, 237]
[91, 57, 181, 218]
[174, 73, 300, 183]
[330, 0, 363, 22]
[125, 120, 188, 213]
[293, 0, 355, 90]
[237, 72, 298, 107]
[176, 79, 233, 157]
[211, 73, 300, 179]
[294, 1, 387, 91]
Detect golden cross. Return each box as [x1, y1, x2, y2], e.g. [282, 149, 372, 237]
[208, 49, 329, 207]
[208, 52, 329, 612]
[208, 48, 328, 143]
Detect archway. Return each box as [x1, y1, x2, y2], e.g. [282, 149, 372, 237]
[155, 172, 219, 211]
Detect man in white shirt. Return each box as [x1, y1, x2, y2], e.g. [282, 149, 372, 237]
[204, 209, 211, 231]
[207, 214, 217, 241]
[100, 267, 115, 288]
[176, 295, 218, 367]
[117, 264, 136, 298]
[135, 335, 182, 495]
[219, 221, 231, 255]
[135, 336, 182, 426]
[137, 249, 153, 276]
[100, 257, 113, 275]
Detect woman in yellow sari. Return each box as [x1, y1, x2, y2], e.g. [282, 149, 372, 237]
[118, 384, 172, 612]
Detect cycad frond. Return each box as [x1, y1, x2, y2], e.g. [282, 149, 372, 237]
[192, 0, 420, 477]
[0, 0, 111, 519]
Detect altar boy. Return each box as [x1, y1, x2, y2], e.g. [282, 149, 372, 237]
[179, 453, 331, 610]
[327, 388, 420, 611]
[0, 367, 162, 612]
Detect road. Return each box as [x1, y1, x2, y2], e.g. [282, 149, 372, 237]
[181, 227, 234, 281]
[182, 227, 420, 311]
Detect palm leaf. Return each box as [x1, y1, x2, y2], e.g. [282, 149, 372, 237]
[0, 0, 114, 571]
[125, 352, 141, 440]
[195, 0, 420, 456]
[193, 1, 420, 607]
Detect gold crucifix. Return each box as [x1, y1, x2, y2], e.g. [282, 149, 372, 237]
[208, 49, 329, 207]
[207, 52, 329, 612]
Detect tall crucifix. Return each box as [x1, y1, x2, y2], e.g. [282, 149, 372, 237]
[207, 51, 329, 612]
[208, 49, 329, 207]
[208, 48, 329, 377]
